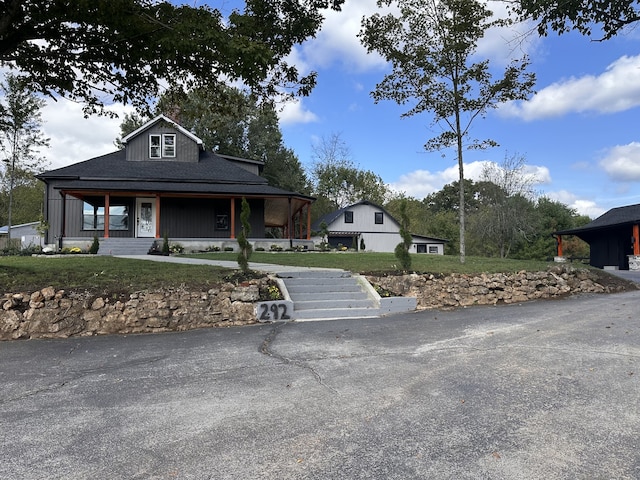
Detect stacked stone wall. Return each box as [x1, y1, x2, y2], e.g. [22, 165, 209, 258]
[1, 266, 634, 340]
[1, 280, 266, 341]
[366, 266, 624, 310]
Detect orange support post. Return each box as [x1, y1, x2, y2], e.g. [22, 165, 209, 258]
[306, 202, 311, 240]
[634, 224, 640, 255]
[556, 235, 563, 257]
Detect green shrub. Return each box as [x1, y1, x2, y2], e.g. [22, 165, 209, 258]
[89, 235, 100, 254]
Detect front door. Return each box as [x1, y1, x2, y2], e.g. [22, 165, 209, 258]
[136, 198, 156, 238]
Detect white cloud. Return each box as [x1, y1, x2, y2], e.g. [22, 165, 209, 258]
[39, 99, 133, 169]
[476, 4, 541, 66]
[599, 142, 640, 181]
[544, 190, 606, 218]
[278, 99, 319, 126]
[299, 1, 388, 72]
[390, 160, 551, 199]
[502, 55, 640, 120]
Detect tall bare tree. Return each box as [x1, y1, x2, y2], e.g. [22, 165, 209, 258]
[360, 0, 535, 262]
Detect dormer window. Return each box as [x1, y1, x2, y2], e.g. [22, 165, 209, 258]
[149, 134, 176, 159]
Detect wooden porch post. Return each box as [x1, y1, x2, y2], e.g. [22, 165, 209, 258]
[634, 224, 640, 255]
[104, 193, 110, 239]
[287, 197, 292, 241]
[298, 210, 303, 239]
[155, 195, 161, 238]
[230, 198, 236, 239]
[306, 202, 311, 240]
[60, 192, 67, 248]
[556, 235, 563, 257]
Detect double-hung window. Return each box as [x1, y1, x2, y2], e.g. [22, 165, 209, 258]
[344, 211, 354, 223]
[149, 134, 176, 158]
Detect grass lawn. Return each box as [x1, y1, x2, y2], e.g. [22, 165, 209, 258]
[0, 256, 232, 293]
[0, 252, 566, 294]
[186, 251, 556, 274]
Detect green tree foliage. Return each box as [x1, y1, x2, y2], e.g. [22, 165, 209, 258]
[0, 74, 49, 239]
[0, 0, 345, 115]
[360, 0, 535, 263]
[310, 133, 389, 216]
[511, 0, 639, 40]
[394, 199, 413, 270]
[237, 197, 253, 273]
[469, 154, 539, 258]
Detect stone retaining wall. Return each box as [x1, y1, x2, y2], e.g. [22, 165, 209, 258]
[0, 266, 631, 340]
[1, 279, 269, 341]
[366, 266, 621, 310]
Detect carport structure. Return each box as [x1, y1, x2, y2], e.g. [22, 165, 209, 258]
[554, 203, 640, 270]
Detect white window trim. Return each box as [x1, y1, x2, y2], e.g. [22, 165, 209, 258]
[149, 134, 161, 158]
[162, 134, 176, 158]
[149, 133, 176, 158]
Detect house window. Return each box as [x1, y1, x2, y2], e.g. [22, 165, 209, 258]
[108, 205, 129, 231]
[83, 202, 129, 231]
[344, 211, 354, 223]
[374, 212, 384, 224]
[216, 214, 229, 230]
[83, 202, 104, 230]
[149, 134, 176, 158]
[428, 246, 438, 254]
[163, 134, 176, 157]
[149, 135, 161, 158]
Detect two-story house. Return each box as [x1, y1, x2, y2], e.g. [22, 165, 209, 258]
[312, 200, 447, 254]
[37, 115, 314, 254]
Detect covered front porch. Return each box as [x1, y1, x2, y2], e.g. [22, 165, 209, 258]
[51, 189, 314, 254]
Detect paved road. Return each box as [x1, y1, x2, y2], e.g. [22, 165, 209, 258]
[2, 290, 640, 479]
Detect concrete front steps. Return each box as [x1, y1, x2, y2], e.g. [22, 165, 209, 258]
[276, 269, 416, 321]
[97, 238, 156, 256]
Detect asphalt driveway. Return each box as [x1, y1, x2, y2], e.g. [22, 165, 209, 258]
[2, 290, 640, 479]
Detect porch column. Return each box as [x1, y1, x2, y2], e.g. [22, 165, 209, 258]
[155, 195, 161, 238]
[629, 224, 640, 271]
[60, 192, 67, 249]
[556, 235, 563, 257]
[306, 202, 311, 240]
[230, 198, 236, 239]
[104, 193, 110, 239]
[287, 197, 292, 240]
[298, 210, 303, 239]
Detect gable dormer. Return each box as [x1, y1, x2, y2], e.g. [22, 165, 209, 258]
[122, 115, 204, 163]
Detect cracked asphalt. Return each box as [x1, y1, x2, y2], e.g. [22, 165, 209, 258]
[2, 290, 640, 479]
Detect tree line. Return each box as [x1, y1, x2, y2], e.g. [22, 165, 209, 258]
[2, 0, 632, 254]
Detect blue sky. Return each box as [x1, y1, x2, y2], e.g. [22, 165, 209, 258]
[38, 1, 640, 218]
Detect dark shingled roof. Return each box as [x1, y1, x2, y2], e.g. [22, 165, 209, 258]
[556, 203, 640, 235]
[38, 150, 266, 185]
[37, 149, 312, 200]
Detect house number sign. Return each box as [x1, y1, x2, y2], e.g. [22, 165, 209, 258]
[255, 301, 294, 322]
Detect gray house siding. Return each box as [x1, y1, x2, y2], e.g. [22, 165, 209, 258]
[38, 115, 313, 251]
[126, 123, 199, 163]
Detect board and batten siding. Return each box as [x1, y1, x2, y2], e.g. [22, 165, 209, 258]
[339, 203, 400, 233]
[125, 124, 199, 163]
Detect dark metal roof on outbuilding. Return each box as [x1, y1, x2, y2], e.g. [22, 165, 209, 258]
[556, 203, 640, 236]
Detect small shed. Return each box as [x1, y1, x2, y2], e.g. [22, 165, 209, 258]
[554, 203, 640, 270]
[0, 221, 42, 249]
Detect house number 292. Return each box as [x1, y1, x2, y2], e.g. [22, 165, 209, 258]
[255, 301, 293, 322]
